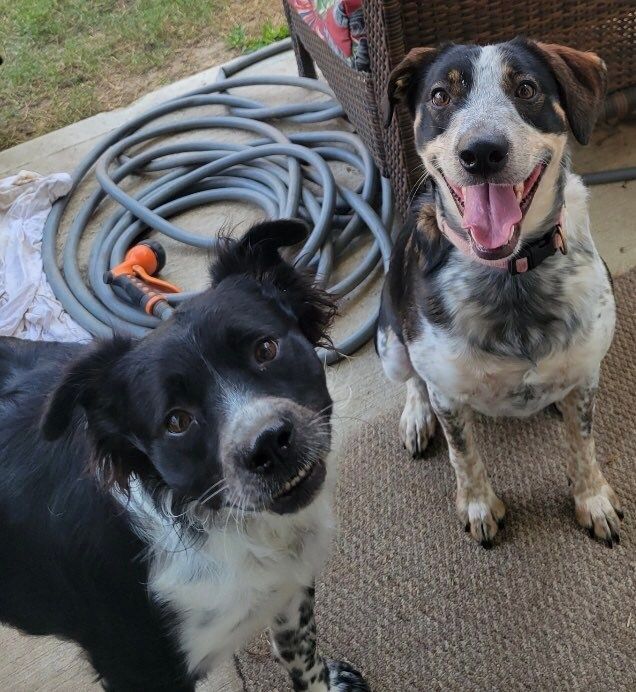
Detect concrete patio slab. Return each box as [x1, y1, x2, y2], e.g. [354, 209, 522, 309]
[0, 44, 634, 692]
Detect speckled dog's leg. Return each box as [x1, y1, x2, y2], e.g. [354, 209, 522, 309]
[399, 377, 437, 457]
[429, 390, 505, 547]
[271, 585, 369, 692]
[561, 384, 623, 546]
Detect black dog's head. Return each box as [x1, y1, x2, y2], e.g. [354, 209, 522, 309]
[42, 219, 336, 517]
[385, 38, 606, 260]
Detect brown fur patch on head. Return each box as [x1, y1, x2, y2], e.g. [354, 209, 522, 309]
[552, 100, 567, 124]
[498, 62, 521, 95]
[416, 203, 440, 243]
[383, 47, 438, 126]
[447, 68, 461, 84]
[445, 68, 466, 100]
[532, 42, 607, 144]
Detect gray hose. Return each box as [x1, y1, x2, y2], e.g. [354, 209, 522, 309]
[582, 167, 636, 185]
[42, 39, 394, 364]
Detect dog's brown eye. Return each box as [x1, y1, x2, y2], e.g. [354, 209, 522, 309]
[255, 338, 278, 364]
[165, 410, 193, 435]
[516, 81, 537, 99]
[431, 88, 450, 107]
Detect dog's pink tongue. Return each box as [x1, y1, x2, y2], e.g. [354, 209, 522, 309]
[462, 184, 522, 249]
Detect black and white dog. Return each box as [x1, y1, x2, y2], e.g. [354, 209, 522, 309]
[0, 220, 369, 691]
[377, 39, 622, 547]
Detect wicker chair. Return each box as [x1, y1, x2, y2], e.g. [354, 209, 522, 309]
[283, 0, 636, 217]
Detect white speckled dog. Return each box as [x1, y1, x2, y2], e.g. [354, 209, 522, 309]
[376, 38, 622, 548]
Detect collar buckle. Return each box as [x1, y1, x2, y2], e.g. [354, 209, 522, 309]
[508, 224, 566, 276]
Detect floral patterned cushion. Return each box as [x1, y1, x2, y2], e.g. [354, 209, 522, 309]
[289, 0, 369, 71]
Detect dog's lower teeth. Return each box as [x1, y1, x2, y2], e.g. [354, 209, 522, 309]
[274, 461, 318, 498]
[514, 183, 524, 201]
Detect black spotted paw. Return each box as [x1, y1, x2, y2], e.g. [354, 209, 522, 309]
[327, 659, 371, 691]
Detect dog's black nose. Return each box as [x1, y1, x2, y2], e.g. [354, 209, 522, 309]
[459, 136, 509, 176]
[245, 421, 294, 474]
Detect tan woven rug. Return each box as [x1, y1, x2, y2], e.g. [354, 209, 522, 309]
[236, 269, 636, 692]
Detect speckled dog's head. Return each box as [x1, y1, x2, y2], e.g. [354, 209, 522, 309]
[385, 38, 606, 259]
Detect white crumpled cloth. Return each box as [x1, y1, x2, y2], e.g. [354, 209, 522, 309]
[0, 170, 91, 342]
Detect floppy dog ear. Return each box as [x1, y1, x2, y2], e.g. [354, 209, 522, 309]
[211, 218, 336, 347]
[41, 337, 132, 440]
[41, 337, 146, 490]
[532, 42, 607, 145]
[383, 47, 438, 127]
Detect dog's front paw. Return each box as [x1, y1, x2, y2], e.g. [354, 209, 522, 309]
[574, 484, 623, 547]
[326, 659, 370, 691]
[399, 394, 436, 458]
[458, 490, 506, 548]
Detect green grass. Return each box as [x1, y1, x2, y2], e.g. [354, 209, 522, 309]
[0, 0, 285, 150]
[226, 21, 289, 54]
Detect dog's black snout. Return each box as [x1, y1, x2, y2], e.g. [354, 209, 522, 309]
[459, 136, 509, 176]
[245, 421, 294, 474]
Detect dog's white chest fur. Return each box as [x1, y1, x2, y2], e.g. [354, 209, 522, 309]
[411, 293, 614, 417]
[409, 176, 616, 417]
[124, 486, 333, 674]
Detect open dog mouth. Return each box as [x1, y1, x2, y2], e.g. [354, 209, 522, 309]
[442, 162, 547, 260]
[269, 458, 326, 514]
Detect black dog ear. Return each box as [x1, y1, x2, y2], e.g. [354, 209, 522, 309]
[383, 47, 438, 127]
[237, 218, 309, 258]
[531, 41, 607, 145]
[210, 218, 336, 347]
[41, 337, 148, 491]
[210, 218, 309, 285]
[41, 337, 132, 441]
